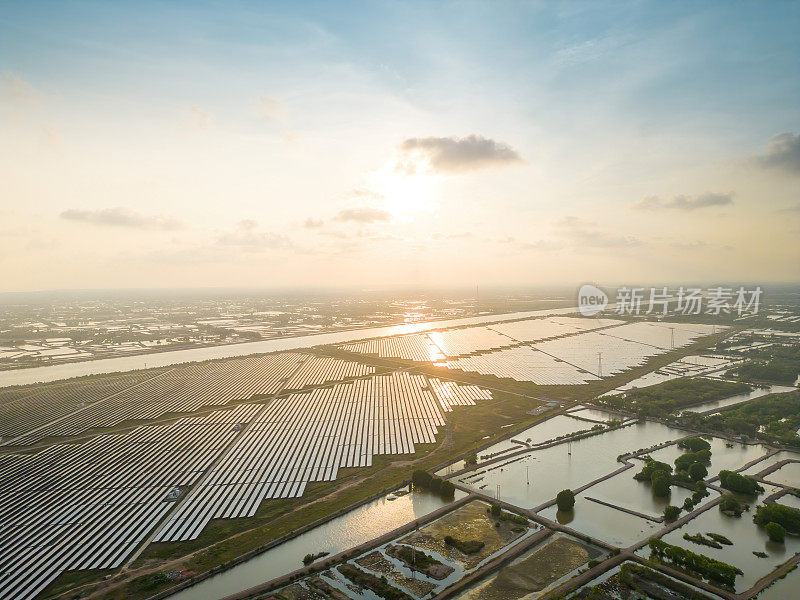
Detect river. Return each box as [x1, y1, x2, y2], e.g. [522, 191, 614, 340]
[0, 308, 578, 388]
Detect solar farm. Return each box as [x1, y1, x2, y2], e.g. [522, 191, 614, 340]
[0, 314, 728, 600]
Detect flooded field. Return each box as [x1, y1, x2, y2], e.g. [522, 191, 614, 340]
[641, 504, 800, 592]
[580, 468, 696, 518]
[455, 533, 602, 600]
[541, 498, 662, 548]
[762, 461, 800, 487]
[168, 488, 466, 600]
[646, 436, 770, 477]
[436, 414, 592, 477]
[461, 420, 686, 508]
[756, 563, 800, 600]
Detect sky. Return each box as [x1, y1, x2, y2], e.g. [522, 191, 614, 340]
[1, 0, 799, 292]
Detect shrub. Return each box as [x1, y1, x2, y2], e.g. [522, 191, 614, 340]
[649, 539, 742, 586]
[634, 460, 672, 481]
[719, 494, 745, 516]
[412, 469, 455, 500]
[753, 504, 800, 534]
[675, 449, 712, 472]
[440, 480, 455, 499]
[766, 522, 786, 543]
[652, 472, 671, 498]
[444, 535, 485, 554]
[689, 462, 708, 482]
[464, 452, 478, 467]
[719, 470, 764, 496]
[678, 437, 712, 452]
[556, 489, 575, 511]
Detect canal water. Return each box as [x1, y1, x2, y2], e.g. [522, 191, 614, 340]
[681, 384, 797, 414]
[167, 488, 467, 600]
[460, 420, 688, 509]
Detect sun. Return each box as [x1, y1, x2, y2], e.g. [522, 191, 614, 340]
[368, 168, 437, 219]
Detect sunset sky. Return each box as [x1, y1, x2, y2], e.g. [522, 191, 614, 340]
[1, 1, 799, 292]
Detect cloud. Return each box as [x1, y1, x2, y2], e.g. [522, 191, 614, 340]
[397, 134, 523, 173]
[60, 207, 184, 231]
[632, 192, 734, 211]
[554, 216, 640, 248]
[256, 96, 287, 121]
[303, 218, 324, 228]
[1, 73, 40, 109]
[217, 219, 291, 249]
[334, 207, 391, 224]
[670, 240, 709, 250]
[754, 133, 800, 174]
[180, 106, 212, 131]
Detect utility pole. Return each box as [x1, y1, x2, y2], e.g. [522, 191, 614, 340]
[670, 327, 675, 350]
[496, 484, 500, 500]
[597, 352, 603, 378]
[526, 466, 529, 485]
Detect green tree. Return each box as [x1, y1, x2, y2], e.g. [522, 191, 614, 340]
[766, 522, 786, 543]
[652, 471, 671, 498]
[664, 505, 681, 521]
[439, 480, 455, 499]
[556, 489, 575, 511]
[689, 462, 708, 482]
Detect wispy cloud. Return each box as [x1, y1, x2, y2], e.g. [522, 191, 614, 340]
[1, 73, 40, 109]
[334, 207, 391, 223]
[255, 96, 287, 121]
[397, 135, 523, 173]
[632, 192, 734, 212]
[670, 240, 709, 250]
[554, 216, 640, 248]
[60, 207, 185, 231]
[754, 133, 800, 174]
[217, 220, 292, 249]
[303, 218, 324, 228]
[180, 106, 212, 131]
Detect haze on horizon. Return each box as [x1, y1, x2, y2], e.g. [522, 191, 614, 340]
[1, 1, 799, 293]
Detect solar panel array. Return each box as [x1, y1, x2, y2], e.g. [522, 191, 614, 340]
[4, 354, 374, 447]
[284, 355, 375, 390]
[488, 317, 622, 342]
[0, 404, 261, 600]
[0, 371, 162, 439]
[338, 317, 633, 367]
[598, 322, 720, 350]
[426, 327, 514, 356]
[427, 378, 493, 411]
[438, 345, 600, 385]
[437, 321, 722, 384]
[340, 334, 445, 362]
[155, 372, 491, 542]
[533, 322, 721, 379]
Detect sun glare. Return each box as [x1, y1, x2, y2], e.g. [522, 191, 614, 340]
[370, 169, 437, 218]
